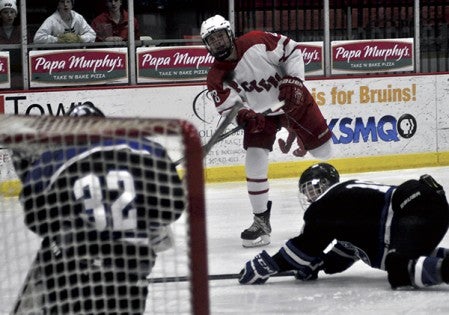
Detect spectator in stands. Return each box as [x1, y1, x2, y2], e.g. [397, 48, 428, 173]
[91, 0, 140, 42]
[0, 0, 19, 44]
[0, 0, 22, 88]
[33, 0, 95, 44]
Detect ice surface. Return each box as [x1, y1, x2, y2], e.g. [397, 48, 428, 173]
[3, 166, 449, 314]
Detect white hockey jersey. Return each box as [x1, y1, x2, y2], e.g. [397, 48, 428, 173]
[206, 30, 306, 117]
[33, 10, 96, 44]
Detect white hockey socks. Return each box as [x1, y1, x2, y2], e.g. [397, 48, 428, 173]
[245, 147, 269, 214]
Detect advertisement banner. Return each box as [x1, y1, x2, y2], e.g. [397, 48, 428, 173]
[136, 43, 323, 83]
[137, 46, 214, 83]
[0, 74, 438, 168]
[28, 48, 128, 87]
[300, 41, 324, 76]
[0, 73, 448, 184]
[0, 52, 10, 89]
[331, 38, 414, 74]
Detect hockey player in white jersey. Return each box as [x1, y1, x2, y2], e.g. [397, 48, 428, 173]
[12, 103, 185, 314]
[239, 163, 449, 290]
[200, 15, 333, 248]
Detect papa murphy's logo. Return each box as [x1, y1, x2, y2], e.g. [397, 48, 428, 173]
[0, 53, 9, 84]
[299, 42, 323, 75]
[332, 39, 414, 74]
[137, 46, 214, 82]
[329, 114, 417, 144]
[29, 49, 128, 86]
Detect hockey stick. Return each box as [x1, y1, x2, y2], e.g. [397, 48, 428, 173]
[201, 103, 244, 158]
[174, 100, 284, 165]
[146, 270, 296, 284]
[174, 104, 243, 165]
[210, 100, 285, 148]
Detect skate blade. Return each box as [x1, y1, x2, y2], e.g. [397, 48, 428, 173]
[242, 235, 271, 248]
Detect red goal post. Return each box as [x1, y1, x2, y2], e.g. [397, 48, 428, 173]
[0, 114, 209, 315]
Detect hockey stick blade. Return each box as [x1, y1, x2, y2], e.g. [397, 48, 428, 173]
[146, 270, 295, 284]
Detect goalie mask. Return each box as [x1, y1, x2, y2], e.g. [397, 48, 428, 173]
[298, 163, 340, 208]
[66, 102, 105, 117]
[200, 15, 235, 61]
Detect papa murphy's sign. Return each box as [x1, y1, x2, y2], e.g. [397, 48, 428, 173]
[332, 38, 414, 74]
[0, 52, 10, 89]
[300, 41, 324, 76]
[29, 48, 128, 87]
[137, 46, 214, 83]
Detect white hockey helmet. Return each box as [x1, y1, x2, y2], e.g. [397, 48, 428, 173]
[200, 15, 234, 60]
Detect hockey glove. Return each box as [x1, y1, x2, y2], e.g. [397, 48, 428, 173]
[236, 108, 265, 134]
[239, 250, 280, 284]
[278, 76, 305, 113]
[278, 129, 307, 157]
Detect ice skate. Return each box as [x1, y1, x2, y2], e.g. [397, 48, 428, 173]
[241, 201, 272, 248]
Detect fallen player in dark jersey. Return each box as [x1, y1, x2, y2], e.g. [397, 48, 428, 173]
[239, 163, 449, 289]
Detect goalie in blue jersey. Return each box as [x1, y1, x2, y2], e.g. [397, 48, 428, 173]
[12, 103, 185, 314]
[239, 162, 449, 290]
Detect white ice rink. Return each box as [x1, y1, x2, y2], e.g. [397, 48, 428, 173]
[2, 166, 449, 314]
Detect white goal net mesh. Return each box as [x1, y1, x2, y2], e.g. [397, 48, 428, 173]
[0, 115, 209, 315]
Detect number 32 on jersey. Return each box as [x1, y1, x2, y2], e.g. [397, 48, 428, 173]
[73, 170, 137, 231]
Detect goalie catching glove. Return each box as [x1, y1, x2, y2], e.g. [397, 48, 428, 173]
[239, 250, 279, 284]
[236, 108, 265, 134]
[278, 76, 306, 114]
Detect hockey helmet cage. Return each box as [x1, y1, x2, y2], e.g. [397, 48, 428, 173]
[200, 15, 234, 61]
[299, 163, 340, 204]
[66, 102, 105, 117]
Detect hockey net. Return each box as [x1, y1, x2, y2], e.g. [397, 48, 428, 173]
[0, 114, 209, 314]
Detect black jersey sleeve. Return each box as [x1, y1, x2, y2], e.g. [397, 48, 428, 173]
[20, 141, 185, 243]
